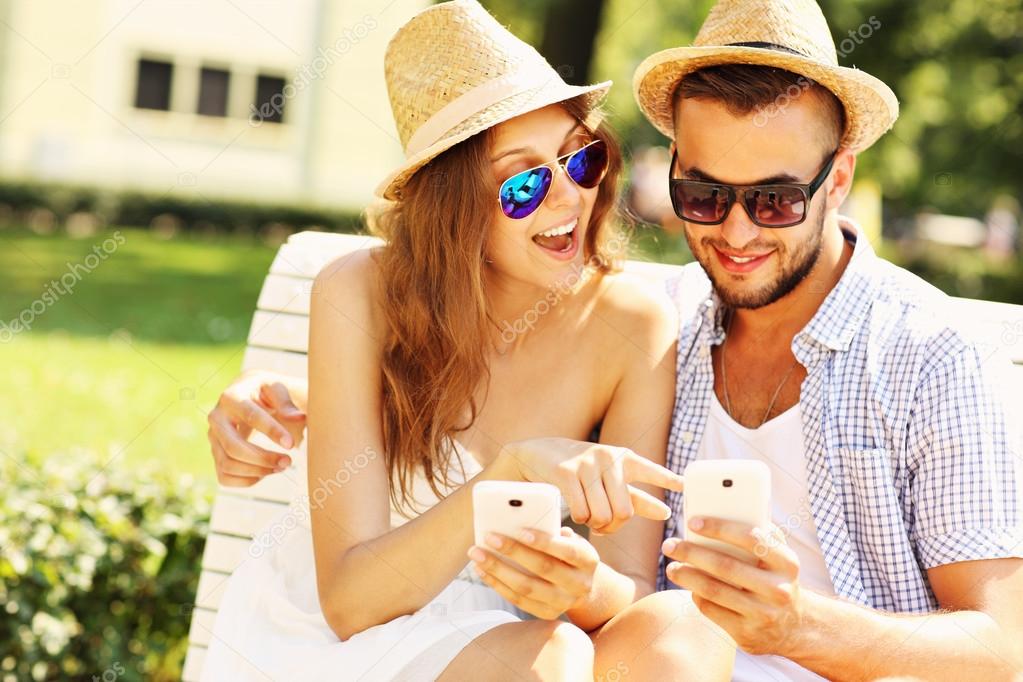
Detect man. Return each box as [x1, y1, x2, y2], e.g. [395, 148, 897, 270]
[630, 0, 1023, 679]
[208, 0, 1023, 678]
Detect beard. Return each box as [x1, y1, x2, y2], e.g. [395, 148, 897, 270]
[685, 206, 826, 310]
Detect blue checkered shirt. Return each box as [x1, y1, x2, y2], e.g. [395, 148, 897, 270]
[658, 220, 1023, 612]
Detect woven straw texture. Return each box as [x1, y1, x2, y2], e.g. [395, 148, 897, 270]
[377, 0, 610, 199]
[696, 0, 838, 63]
[633, 0, 898, 152]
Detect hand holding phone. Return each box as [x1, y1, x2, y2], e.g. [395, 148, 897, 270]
[682, 459, 771, 564]
[472, 481, 562, 575]
[470, 480, 600, 620]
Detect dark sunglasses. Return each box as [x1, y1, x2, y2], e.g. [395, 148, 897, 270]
[498, 139, 609, 220]
[668, 149, 838, 228]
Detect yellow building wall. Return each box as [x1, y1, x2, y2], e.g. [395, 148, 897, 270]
[0, 0, 428, 212]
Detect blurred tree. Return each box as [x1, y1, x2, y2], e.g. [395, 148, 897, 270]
[480, 0, 608, 84]
[819, 0, 1022, 220]
[591, 0, 717, 150]
[477, 0, 548, 46]
[538, 0, 609, 84]
[470, 0, 1022, 222]
[473, 0, 716, 146]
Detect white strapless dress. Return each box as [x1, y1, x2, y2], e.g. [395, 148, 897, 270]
[201, 444, 527, 681]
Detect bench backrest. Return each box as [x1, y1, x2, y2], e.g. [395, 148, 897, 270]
[183, 230, 1023, 680]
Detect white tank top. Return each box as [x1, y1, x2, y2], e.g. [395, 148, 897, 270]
[691, 394, 835, 682]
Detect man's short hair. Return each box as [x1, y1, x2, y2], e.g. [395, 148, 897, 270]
[673, 64, 847, 151]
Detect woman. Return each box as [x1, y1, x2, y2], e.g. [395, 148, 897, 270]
[203, 2, 734, 680]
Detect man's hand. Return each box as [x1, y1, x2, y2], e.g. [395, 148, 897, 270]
[500, 438, 685, 534]
[468, 526, 600, 620]
[207, 370, 307, 486]
[663, 517, 807, 656]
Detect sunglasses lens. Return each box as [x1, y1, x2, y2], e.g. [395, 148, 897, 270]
[500, 166, 554, 219]
[745, 186, 806, 227]
[673, 183, 730, 224]
[566, 141, 608, 188]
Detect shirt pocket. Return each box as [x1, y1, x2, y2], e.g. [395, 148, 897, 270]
[837, 447, 909, 545]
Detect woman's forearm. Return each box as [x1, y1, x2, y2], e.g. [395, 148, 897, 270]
[318, 454, 522, 640]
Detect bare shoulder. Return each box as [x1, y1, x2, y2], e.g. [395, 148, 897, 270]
[593, 271, 679, 350]
[313, 246, 381, 300]
[310, 246, 386, 335]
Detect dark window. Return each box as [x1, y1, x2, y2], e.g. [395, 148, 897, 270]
[253, 74, 287, 124]
[198, 67, 230, 117]
[134, 58, 173, 111]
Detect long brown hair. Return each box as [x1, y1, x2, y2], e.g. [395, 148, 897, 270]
[367, 95, 625, 514]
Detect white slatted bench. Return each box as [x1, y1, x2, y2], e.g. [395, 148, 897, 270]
[182, 230, 1023, 680]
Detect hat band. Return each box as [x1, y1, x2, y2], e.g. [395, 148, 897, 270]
[405, 62, 558, 157]
[725, 41, 808, 58]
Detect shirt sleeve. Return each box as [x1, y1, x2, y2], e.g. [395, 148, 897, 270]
[907, 343, 1023, 568]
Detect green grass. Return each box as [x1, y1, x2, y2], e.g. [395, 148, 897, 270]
[1, 221, 1015, 490]
[0, 225, 278, 483]
[0, 221, 681, 488]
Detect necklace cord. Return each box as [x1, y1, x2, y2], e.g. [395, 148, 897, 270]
[720, 309, 800, 428]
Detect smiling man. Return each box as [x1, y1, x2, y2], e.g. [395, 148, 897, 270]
[632, 0, 1023, 679]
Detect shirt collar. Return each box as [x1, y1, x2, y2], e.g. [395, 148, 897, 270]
[798, 216, 880, 353]
[696, 216, 880, 355]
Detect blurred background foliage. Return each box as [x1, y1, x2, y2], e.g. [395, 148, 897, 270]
[1, 451, 210, 681]
[482, 0, 1023, 219]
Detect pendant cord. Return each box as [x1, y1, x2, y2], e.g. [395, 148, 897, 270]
[720, 309, 799, 428]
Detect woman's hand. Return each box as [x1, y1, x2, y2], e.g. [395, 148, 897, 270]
[468, 527, 599, 620]
[499, 437, 685, 534]
[207, 369, 307, 486]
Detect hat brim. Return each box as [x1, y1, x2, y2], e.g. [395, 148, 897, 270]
[376, 79, 612, 201]
[632, 46, 898, 153]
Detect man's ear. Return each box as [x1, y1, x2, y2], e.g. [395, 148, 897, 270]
[826, 149, 856, 210]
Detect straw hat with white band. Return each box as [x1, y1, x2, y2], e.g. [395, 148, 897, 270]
[633, 0, 899, 153]
[376, 0, 611, 201]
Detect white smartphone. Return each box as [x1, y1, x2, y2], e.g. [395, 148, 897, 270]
[472, 481, 562, 574]
[682, 459, 771, 565]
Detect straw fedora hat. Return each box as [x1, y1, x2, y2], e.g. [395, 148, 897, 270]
[376, 0, 611, 200]
[633, 0, 898, 153]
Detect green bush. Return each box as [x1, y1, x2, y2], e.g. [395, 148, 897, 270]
[878, 241, 1023, 305]
[0, 450, 211, 681]
[0, 180, 365, 235]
